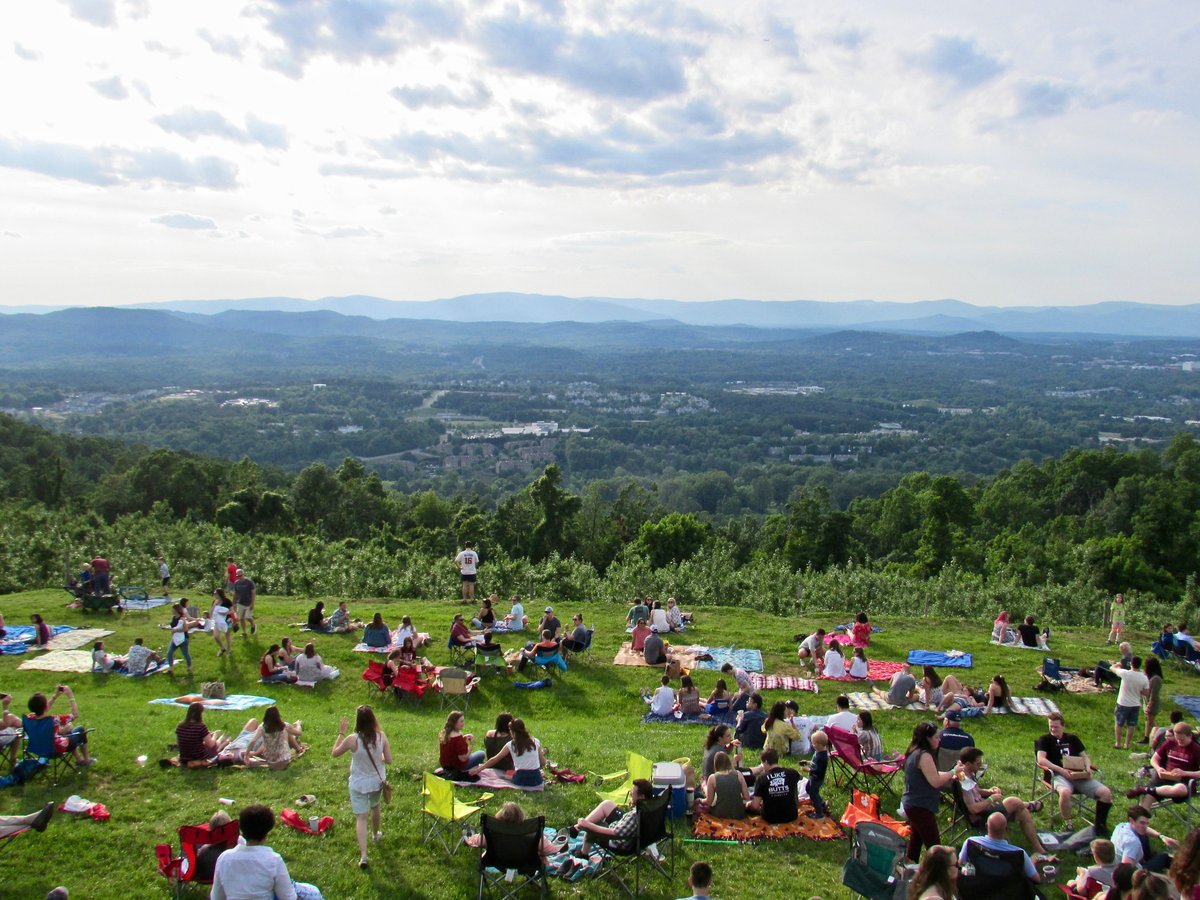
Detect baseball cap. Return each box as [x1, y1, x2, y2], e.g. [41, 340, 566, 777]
[544, 606, 553, 613]
[943, 710, 962, 722]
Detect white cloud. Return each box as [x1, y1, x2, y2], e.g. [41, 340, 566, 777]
[13, 42, 41, 61]
[89, 75, 128, 100]
[151, 211, 217, 229]
[61, 0, 116, 28]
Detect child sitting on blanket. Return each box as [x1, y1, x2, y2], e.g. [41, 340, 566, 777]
[849, 646, 869, 679]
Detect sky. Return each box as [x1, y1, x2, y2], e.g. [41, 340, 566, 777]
[1, 1, 1198, 309]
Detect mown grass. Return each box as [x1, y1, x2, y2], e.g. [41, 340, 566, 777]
[0, 588, 1184, 899]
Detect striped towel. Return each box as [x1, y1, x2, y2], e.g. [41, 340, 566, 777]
[748, 674, 819, 693]
[846, 692, 1059, 716]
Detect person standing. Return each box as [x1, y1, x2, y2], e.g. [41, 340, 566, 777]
[90, 554, 110, 595]
[166, 602, 198, 674]
[210, 589, 234, 657]
[224, 557, 238, 594]
[332, 706, 391, 870]
[158, 556, 171, 598]
[454, 541, 479, 603]
[1108, 593, 1126, 644]
[901, 722, 957, 861]
[233, 568, 257, 636]
[1113, 656, 1150, 750]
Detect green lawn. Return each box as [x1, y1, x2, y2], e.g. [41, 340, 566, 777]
[0, 589, 1183, 898]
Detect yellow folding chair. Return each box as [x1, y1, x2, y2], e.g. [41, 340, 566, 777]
[422, 771, 484, 857]
[592, 752, 654, 806]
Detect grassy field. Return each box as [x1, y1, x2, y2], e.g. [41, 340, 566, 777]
[0, 588, 1184, 899]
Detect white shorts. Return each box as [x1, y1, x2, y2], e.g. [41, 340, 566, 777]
[213, 616, 229, 634]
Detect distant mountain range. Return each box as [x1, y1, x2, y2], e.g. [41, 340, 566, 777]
[3, 293, 1200, 338]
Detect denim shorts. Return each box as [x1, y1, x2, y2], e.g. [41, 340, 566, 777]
[1115, 704, 1140, 727]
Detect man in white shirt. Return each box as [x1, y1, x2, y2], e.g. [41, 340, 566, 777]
[211, 805, 324, 900]
[454, 542, 479, 603]
[1112, 656, 1150, 750]
[648, 675, 675, 716]
[826, 695, 859, 732]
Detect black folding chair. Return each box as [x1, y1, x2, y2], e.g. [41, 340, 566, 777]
[477, 813, 548, 899]
[957, 839, 1039, 900]
[591, 789, 675, 898]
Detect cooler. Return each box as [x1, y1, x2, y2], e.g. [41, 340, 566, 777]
[652, 761, 688, 820]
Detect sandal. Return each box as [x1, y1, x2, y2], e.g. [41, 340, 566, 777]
[1026, 800, 1043, 813]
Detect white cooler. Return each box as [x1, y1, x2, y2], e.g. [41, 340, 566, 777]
[652, 762, 688, 819]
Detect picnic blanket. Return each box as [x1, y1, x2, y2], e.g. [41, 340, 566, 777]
[161, 744, 310, 770]
[1173, 696, 1200, 721]
[351, 630, 432, 654]
[149, 694, 276, 711]
[819, 660, 906, 682]
[17, 650, 95, 672]
[435, 767, 546, 792]
[689, 647, 764, 673]
[122, 596, 172, 611]
[993, 639, 1049, 651]
[2, 624, 74, 651]
[907, 650, 973, 668]
[612, 642, 702, 669]
[846, 692, 1059, 716]
[691, 805, 842, 842]
[116, 660, 172, 677]
[46, 628, 113, 651]
[747, 674, 819, 693]
[641, 710, 737, 727]
[295, 667, 341, 687]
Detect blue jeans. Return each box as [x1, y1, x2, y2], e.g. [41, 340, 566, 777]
[512, 768, 544, 787]
[167, 639, 191, 668]
[468, 750, 486, 767]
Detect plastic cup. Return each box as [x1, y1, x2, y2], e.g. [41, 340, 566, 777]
[309, 816, 319, 832]
[1042, 865, 1057, 883]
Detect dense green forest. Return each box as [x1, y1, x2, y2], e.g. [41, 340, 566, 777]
[3, 411, 1199, 631]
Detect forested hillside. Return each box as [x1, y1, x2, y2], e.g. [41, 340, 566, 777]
[3, 412, 1198, 629]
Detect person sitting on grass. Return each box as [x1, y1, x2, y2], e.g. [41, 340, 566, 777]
[849, 646, 869, 679]
[642, 626, 670, 666]
[1017, 614, 1050, 650]
[679, 861, 713, 900]
[361, 613, 391, 649]
[503, 597, 527, 632]
[24, 687, 94, 768]
[626, 597, 650, 629]
[210, 804, 325, 900]
[31, 613, 52, 648]
[823, 639, 846, 678]
[851, 611, 873, 646]
[123, 637, 164, 676]
[306, 601, 330, 633]
[249, 706, 303, 770]
[573, 778, 653, 857]
[1110, 805, 1178, 872]
[762, 701, 801, 757]
[804, 730, 831, 820]
[395, 614, 425, 648]
[483, 713, 514, 769]
[260, 646, 298, 684]
[91, 640, 126, 674]
[704, 679, 731, 716]
[646, 674, 676, 717]
[328, 601, 352, 634]
[630, 617, 652, 653]
[294, 642, 332, 683]
[749, 748, 801, 824]
[470, 717, 545, 787]
[992, 611, 1015, 645]
[734, 693, 768, 750]
[957, 747, 1056, 864]
[982, 674, 1012, 714]
[704, 751, 748, 819]
[921, 666, 944, 709]
[678, 675, 703, 716]
[438, 710, 484, 780]
[176, 701, 229, 765]
[472, 597, 496, 631]
[886, 666, 919, 708]
[666, 597, 689, 631]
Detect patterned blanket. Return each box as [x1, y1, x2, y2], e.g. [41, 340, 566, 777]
[612, 643, 702, 669]
[819, 660, 906, 682]
[747, 674, 819, 693]
[17, 650, 95, 672]
[149, 694, 276, 711]
[641, 710, 737, 727]
[351, 630, 432, 653]
[690, 805, 842, 842]
[434, 767, 546, 792]
[689, 647, 764, 673]
[846, 691, 1059, 716]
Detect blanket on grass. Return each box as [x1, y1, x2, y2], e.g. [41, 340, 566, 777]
[641, 710, 737, 727]
[121, 595, 172, 611]
[907, 650, 973, 668]
[2, 625, 75, 653]
[992, 639, 1050, 652]
[295, 667, 340, 687]
[46, 628, 113, 651]
[612, 642, 702, 669]
[690, 805, 842, 842]
[819, 660, 906, 682]
[747, 674, 819, 693]
[99, 659, 172, 677]
[161, 745, 310, 769]
[18, 650, 95, 672]
[847, 691, 1059, 716]
[149, 694, 276, 711]
[1173, 696, 1200, 721]
[351, 630, 432, 654]
[435, 766, 546, 792]
[689, 646, 764, 673]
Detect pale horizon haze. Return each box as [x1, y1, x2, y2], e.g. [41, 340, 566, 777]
[1, 1, 1198, 309]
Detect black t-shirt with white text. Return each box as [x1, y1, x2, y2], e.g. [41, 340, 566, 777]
[753, 766, 801, 823]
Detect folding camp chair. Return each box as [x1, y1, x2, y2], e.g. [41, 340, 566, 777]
[435, 668, 479, 711]
[841, 820, 910, 900]
[422, 771, 483, 857]
[593, 752, 655, 805]
[564, 628, 595, 661]
[477, 812, 548, 899]
[530, 649, 567, 678]
[1141, 776, 1200, 830]
[448, 637, 474, 664]
[22, 716, 92, 786]
[362, 661, 390, 700]
[474, 644, 506, 676]
[943, 778, 984, 846]
[826, 725, 903, 796]
[1040, 658, 1068, 692]
[155, 819, 240, 899]
[591, 789, 675, 898]
[392, 665, 428, 704]
[1031, 741, 1094, 829]
[957, 839, 1038, 899]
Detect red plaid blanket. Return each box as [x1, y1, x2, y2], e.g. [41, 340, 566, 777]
[747, 674, 818, 692]
[819, 659, 906, 682]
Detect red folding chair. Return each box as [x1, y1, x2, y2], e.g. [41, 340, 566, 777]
[362, 661, 390, 700]
[155, 820, 240, 898]
[825, 725, 903, 796]
[392, 665, 427, 703]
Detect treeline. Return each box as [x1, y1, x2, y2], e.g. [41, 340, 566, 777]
[2, 412, 1200, 625]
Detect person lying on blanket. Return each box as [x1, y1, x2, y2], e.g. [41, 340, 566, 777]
[92, 640, 126, 673]
[935, 674, 980, 713]
[957, 747, 1057, 865]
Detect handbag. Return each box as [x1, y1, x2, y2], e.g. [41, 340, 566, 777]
[366, 737, 392, 804]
